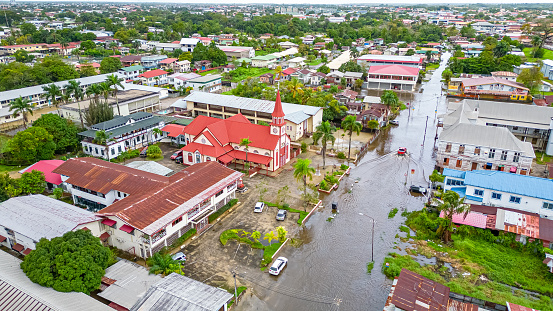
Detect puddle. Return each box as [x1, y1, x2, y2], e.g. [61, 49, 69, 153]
[412, 255, 458, 280]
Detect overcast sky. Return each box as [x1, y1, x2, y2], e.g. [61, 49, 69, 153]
[16, 0, 553, 4]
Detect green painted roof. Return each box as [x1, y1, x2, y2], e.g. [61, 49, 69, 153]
[120, 65, 144, 72]
[252, 55, 278, 61]
[174, 118, 194, 126]
[79, 115, 164, 139]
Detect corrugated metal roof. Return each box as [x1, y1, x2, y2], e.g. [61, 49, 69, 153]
[464, 170, 553, 201]
[98, 260, 162, 309]
[125, 161, 173, 176]
[130, 273, 233, 311]
[0, 251, 113, 311]
[0, 195, 100, 242]
[391, 269, 449, 311]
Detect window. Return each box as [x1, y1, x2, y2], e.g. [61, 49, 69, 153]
[172, 217, 183, 226]
[118, 191, 121, 197]
[456, 159, 462, 168]
[458, 145, 465, 155]
[474, 147, 481, 155]
[491, 192, 502, 200]
[445, 144, 452, 152]
[543, 202, 553, 210]
[215, 189, 223, 197]
[509, 196, 521, 204]
[500, 150, 507, 160]
[474, 189, 484, 196]
[488, 149, 495, 159]
[513, 152, 520, 163]
[111, 148, 115, 155]
[118, 146, 122, 152]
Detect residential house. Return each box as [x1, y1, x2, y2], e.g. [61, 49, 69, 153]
[130, 273, 233, 311]
[0, 195, 101, 255]
[141, 55, 168, 69]
[344, 71, 364, 88]
[541, 59, 553, 80]
[374, 38, 384, 45]
[223, 64, 235, 72]
[357, 54, 423, 68]
[259, 73, 274, 85]
[302, 35, 315, 45]
[491, 71, 518, 81]
[155, 43, 181, 52]
[367, 64, 419, 91]
[183, 91, 322, 141]
[278, 41, 299, 49]
[168, 72, 201, 88]
[314, 42, 326, 50]
[159, 58, 178, 71]
[139, 69, 168, 86]
[19, 160, 64, 192]
[120, 55, 142, 67]
[181, 92, 291, 172]
[287, 56, 306, 68]
[54, 158, 242, 257]
[280, 67, 298, 81]
[326, 71, 345, 85]
[443, 168, 553, 219]
[162, 123, 187, 145]
[437, 123, 535, 174]
[454, 77, 530, 102]
[79, 112, 165, 160]
[440, 99, 553, 155]
[194, 60, 212, 71]
[251, 55, 278, 68]
[357, 103, 390, 127]
[186, 74, 222, 93]
[174, 60, 191, 73]
[310, 72, 327, 86]
[118, 65, 144, 82]
[179, 38, 200, 52]
[335, 89, 359, 104]
[218, 46, 255, 60]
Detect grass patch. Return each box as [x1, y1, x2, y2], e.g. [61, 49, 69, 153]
[535, 151, 552, 165]
[198, 69, 218, 76]
[367, 261, 374, 274]
[171, 228, 197, 248]
[222, 90, 233, 95]
[388, 208, 399, 219]
[308, 58, 323, 66]
[209, 198, 238, 223]
[265, 201, 309, 225]
[261, 242, 283, 266]
[523, 47, 553, 62]
[227, 286, 247, 308]
[0, 134, 10, 153]
[426, 63, 440, 70]
[228, 67, 275, 83]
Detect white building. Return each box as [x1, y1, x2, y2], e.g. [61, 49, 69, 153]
[443, 168, 553, 219]
[118, 65, 144, 81]
[54, 158, 243, 258]
[179, 38, 200, 52]
[357, 54, 423, 68]
[186, 74, 222, 93]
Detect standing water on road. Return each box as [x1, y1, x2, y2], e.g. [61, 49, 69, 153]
[235, 53, 452, 311]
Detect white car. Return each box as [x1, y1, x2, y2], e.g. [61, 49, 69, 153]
[254, 202, 265, 213]
[172, 252, 186, 262]
[389, 120, 399, 126]
[269, 257, 288, 276]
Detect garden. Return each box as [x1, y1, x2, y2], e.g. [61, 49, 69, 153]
[318, 164, 350, 193]
[383, 209, 553, 310]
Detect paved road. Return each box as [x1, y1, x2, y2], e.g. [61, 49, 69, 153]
[235, 53, 452, 311]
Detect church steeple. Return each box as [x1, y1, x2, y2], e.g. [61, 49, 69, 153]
[271, 90, 285, 126]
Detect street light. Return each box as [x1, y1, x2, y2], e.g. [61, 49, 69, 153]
[358, 212, 375, 262]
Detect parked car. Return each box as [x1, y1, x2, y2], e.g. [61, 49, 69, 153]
[410, 185, 427, 194]
[276, 209, 287, 221]
[140, 146, 148, 158]
[389, 120, 399, 126]
[398, 147, 407, 155]
[171, 150, 183, 160]
[254, 202, 265, 213]
[269, 257, 288, 276]
[175, 156, 183, 164]
[172, 252, 187, 262]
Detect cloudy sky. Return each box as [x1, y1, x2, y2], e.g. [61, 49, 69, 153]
[27, 0, 553, 3]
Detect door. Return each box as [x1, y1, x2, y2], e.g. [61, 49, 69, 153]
[456, 159, 462, 168]
[188, 153, 193, 163]
[471, 162, 478, 170]
[195, 152, 201, 163]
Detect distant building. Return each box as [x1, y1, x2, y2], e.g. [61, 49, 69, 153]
[139, 69, 168, 86]
[186, 74, 222, 93]
[451, 77, 530, 102]
[356, 54, 423, 68]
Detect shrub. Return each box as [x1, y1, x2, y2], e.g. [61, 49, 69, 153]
[388, 208, 399, 219]
[324, 173, 338, 185]
[336, 152, 346, 159]
[171, 228, 197, 247]
[340, 164, 349, 170]
[147, 145, 162, 158]
[319, 179, 328, 190]
[301, 142, 307, 153]
[209, 199, 238, 223]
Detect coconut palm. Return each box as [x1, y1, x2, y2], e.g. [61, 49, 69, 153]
[147, 252, 183, 276]
[380, 90, 399, 115]
[239, 137, 252, 169]
[341, 115, 362, 160]
[312, 121, 336, 169]
[66, 80, 85, 128]
[106, 74, 125, 115]
[86, 83, 102, 105]
[287, 78, 304, 100]
[437, 191, 468, 244]
[98, 82, 111, 105]
[42, 84, 63, 116]
[274, 65, 283, 85]
[263, 231, 277, 245]
[293, 158, 316, 209]
[9, 97, 33, 129]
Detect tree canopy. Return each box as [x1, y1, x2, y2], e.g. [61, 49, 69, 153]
[32, 114, 80, 153]
[6, 127, 56, 165]
[21, 230, 114, 294]
[0, 57, 79, 92]
[99, 57, 122, 74]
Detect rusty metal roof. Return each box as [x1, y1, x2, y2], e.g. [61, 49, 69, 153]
[391, 269, 449, 311]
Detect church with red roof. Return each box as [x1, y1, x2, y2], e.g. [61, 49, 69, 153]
[180, 91, 291, 172]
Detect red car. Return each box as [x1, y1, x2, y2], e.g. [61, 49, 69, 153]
[171, 150, 183, 160]
[398, 147, 407, 155]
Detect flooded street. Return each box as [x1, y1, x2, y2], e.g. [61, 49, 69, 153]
[235, 53, 451, 311]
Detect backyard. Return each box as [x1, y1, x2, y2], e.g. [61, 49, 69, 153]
[227, 67, 275, 83]
[523, 47, 553, 62]
[383, 209, 553, 311]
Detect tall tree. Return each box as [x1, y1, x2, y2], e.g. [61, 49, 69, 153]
[380, 90, 399, 114]
[18, 170, 46, 195]
[239, 137, 252, 168]
[313, 121, 336, 169]
[7, 126, 56, 165]
[286, 78, 304, 100]
[293, 158, 315, 209]
[436, 190, 468, 243]
[33, 114, 79, 153]
[65, 80, 85, 128]
[106, 74, 124, 115]
[517, 66, 543, 95]
[41, 83, 63, 116]
[99, 57, 122, 74]
[9, 97, 33, 129]
[341, 115, 362, 160]
[21, 230, 113, 294]
[441, 69, 454, 87]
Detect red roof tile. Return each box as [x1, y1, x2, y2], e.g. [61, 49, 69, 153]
[100, 232, 110, 241]
[139, 69, 168, 78]
[22, 248, 32, 255]
[159, 58, 178, 64]
[368, 64, 419, 76]
[22, 160, 65, 185]
[162, 124, 186, 138]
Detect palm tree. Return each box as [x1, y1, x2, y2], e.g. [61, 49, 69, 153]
[9, 97, 33, 129]
[86, 83, 102, 105]
[106, 74, 125, 115]
[274, 65, 283, 85]
[341, 115, 362, 160]
[293, 158, 316, 209]
[42, 83, 63, 116]
[60, 39, 69, 56]
[66, 80, 85, 128]
[264, 231, 277, 245]
[380, 90, 399, 116]
[147, 253, 183, 276]
[436, 191, 468, 244]
[239, 137, 252, 170]
[287, 78, 304, 100]
[313, 121, 336, 169]
[98, 82, 111, 105]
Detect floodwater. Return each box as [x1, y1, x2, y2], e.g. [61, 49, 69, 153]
[235, 53, 452, 311]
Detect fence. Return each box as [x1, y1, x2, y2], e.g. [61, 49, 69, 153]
[302, 200, 323, 226]
[355, 130, 380, 164]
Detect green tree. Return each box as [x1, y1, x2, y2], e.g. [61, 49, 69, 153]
[106, 74, 124, 115]
[99, 57, 122, 74]
[18, 170, 46, 195]
[493, 41, 511, 58]
[313, 121, 336, 169]
[239, 137, 252, 168]
[436, 190, 468, 243]
[20, 230, 113, 294]
[367, 119, 379, 132]
[380, 90, 399, 113]
[264, 231, 277, 244]
[517, 66, 543, 95]
[13, 49, 34, 63]
[147, 145, 162, 158]
[0, 173, 16, 202]
[33, 114, 79, 153]
[286, 78, 304, 100]
[442, 69, 454, 87]
[429, 169, 445, 189]
[293, 158, 316, 208]
[405, 49, 415, 56]
[317, 64, 330, 74]
[354, 79, 363, 92]
[341, 115, 362, 160]
[338, 60, 363, 73]
[250, 231, 261, 243]
[79, 63, 97, 77]
[41, 83, 63, 116]
[276, 226, 287, 243]
[53, 187, 63, 200]
[7, 127, 56, 165]
[147, 252, 184, 276]
[65, 80, 86, 128]
[9, 97, 33, 129]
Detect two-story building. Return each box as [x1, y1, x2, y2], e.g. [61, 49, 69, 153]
[179, 38, 200, 52]
[79, 112, 165, 160]
[455, 77, 530, 102]
[437, 122, 535, 174]
[186, 74, 222, 93]
[443, 168, 553, 219]
[53, 158, 243, 258]
[367, 64, 419, 91]
[139, 69, 168, 86]
[141, 55, 168, 70]
[118, 65, 144, 82]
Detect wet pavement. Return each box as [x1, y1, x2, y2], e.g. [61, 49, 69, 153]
[234, 53, 452, 311]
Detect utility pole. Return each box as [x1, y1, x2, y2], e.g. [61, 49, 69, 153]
[358, 213, 375, 262]
[422, 116, 429, 146]
[232, 270, 238, 305]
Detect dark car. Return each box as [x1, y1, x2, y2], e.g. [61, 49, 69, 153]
[175, 155, 183, 164]
[410, 185, 427, 194]
[139, 146, 148, 158]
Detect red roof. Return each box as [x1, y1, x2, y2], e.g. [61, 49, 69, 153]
[119, 224, 135, 233]
[506, 302, 539, 311]
[159, 58, 178, 64]
[22, 248, 32, 255]
[162, 124, 186, 137]
[439, 210, 487, 229]
[100, 232, 110, 241]
[101, 218, 116, 226]
[184, 115, 224, 137]
[272, 90, 285, 118]
[368, 64, 419, 76]
[226, 149, 272, 165]
[77, 62, 100, 68]
[204, 114, 279, 150]
[282, 68, 297, 75]
[12, 244, 24, 252]
[0, 235, 6, 243]
[22, 160, 65, 185]
[138, 69, 168, 78]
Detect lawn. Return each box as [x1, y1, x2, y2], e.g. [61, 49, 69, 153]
[228, 67, 275, 83]
[383, 210, 553, 310]
[308, 58, 323, 66]
[198, 69, 219, 76]
[426, 63, 440, 70]
[535, 151, 552, 165]
[523, 47, 553, 62]
[0, 134, 10, 153]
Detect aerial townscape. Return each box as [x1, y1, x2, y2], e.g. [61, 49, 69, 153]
[1, 1, 553, 311]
